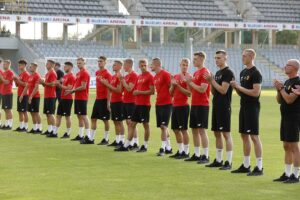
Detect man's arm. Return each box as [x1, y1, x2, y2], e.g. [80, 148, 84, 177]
[101, 79, 122, 93]
[133, 85, 155, 96]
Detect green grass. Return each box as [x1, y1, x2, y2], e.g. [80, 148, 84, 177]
[0, 89, 298, 200]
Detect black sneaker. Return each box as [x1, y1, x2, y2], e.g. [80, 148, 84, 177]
[117, 141, 124, 147]
[2, 126, 12, 130]
[47, 132, 58, 138]
[41, 130, 49, 135]
[80, 136, 94, 144]
[169, 151, 181, 158]
[273, 173, 290, 182]
[184, 154, 201, 161]
[165, 148, 173, 154]
[19, 128, 28, 132]
[175, 152, 189, 159]
[36, 129, 43, 134]
[71, 135, 83, 141]
[156, 148, 165, 156]
[136, 145, 147, 153]
[114, 145, 129, 152]
[97, 138, 109, 145]
[198, 155, 210, 164]
[247, 166, 263, 176]
[14, 127, 22, 132]
[231, 164, 251, 173]
[60, 133, 70, 139]
[107, 140, 118, 146]
[131, 143, 139, 151]
[284, 174, 299, 184]
[27, 129, 36, 134]
[205, 159, 223, 167]
[220, 161, 232, 170]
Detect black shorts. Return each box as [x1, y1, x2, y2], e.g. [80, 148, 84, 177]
[0, 94, 2, 105]
[190, 106, 209, 129]
[280, 113, 300, 142]
[111, 102, 123, 121]
[171, 105, 190, 130]
[91, 99, 110, 120]
[28, 97, 40, 113]
[57, 99, 73, 116]
[155, 104, 172, 127]
[2, 94, 13, 109]
[17, 96, 28, 112]
[43, 98, 56, 115]
[131, 105, 151, 123]
[74, 100, 87, 115]
[212, 106, 231, 132]
[123, 103, 135, 120]
[239, 103, 260, 135]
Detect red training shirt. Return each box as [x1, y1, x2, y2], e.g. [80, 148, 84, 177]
[74, 68, 90, 101]
[135, 71, 154, 106]
[123, 71, 138, 103]
[191, 67, 210, 106]
[61, 73, 76, 100]
[28, 72, 41, 98]
[172, 73, 190, 107]
[17, 71, 30, 96]
[96, 69, 112, 100]
[110, 74, 123, 103]
[44, 69, 57, 98]
[154, 69, 172, 105]
[1, 69, 14, 95]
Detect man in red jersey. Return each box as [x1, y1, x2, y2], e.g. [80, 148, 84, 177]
[66, 57, 91, 144]
[0, 59, 3, 127]
[100, 60, 125, 147]
[20, 62, 42, 134]
[13, 59, 30, 132]
[118, 58, 139, 149]
[39, 60, 57, 137]
[115, 59, 154, 152]
[169, 58, 191, 159]
[0, 60, 14, 130]
[151, 57, 173, 156]
[91, 56, 112, 145]
[184, 51, 210, 164]
[52, 61, 76, 138]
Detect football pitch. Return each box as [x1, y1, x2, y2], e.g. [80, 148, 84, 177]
[0, 89, 298, 200]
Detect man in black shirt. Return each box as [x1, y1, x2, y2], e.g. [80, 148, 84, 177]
[274, 59, 300, 184]
[204, 50, 235, 170]
[230, 49, 263, 176]
[55, 62, 64, 102]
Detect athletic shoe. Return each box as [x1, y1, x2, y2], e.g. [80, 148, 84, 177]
[219, 161, 232, 170]
[114, 145, 129, 152]
[47, 132, 58, 138]
[60, 133, 70, 139]
[2, 126, 12, 130]
[97, 138, 109, 145]
[284, 174, 299, 184]
[136, 145, 147, 153]
[36, 129, 43, 134]
[28, 129, 36, 134]
[231, 164, 251, 173]
[156, 148, 165, 156]
[71, 135, 83, 141]
[175, 152, 189, 159]
[41, 130, 49, 136]
[165, 148, 173, 154]
[205, 159, 223, 167]
[117, 141, 124, 147]
[169, 151, 181, 158]
[130, 143, 139, 151]
[14, 127, 22, 132]
[273, 173, 290, 182]
[107, 140, 118, 147]
[198, 155, 210, 164]
[247, 166, 263, 176]
[19, 128, 28, 132]
[80, 136, 94, 144]
[184, 153, 201, 161]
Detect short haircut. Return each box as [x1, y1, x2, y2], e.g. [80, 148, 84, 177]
[64, 61, 73, 67]
[4, 60, 11, 65]
[139, 59, 148, 65]
[114, 60, 123, 66]
[77, 57, 86, 62]
[18, 59, 28, 65]
[124, 58, 134, 67]
[194, 51, 206, 59]
[31, 62, 38, 67]
[55, 62, 61, 67]
[244, 49, 256, 58]
[215, 50, 227, 56]
[288, 59, 300, 71]
[98, 56, 107, 61]
[47, 59, 55, 65]
[181, 58, 190, 65]
[152, 57, 162, 65]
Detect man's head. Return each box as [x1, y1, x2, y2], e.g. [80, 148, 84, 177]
[284, 59, 300, 77]
[242, 49, 256, 66]
[64, 61, 73, 73]
[112, 60, 123, 72]
[150, 57, 161, 72]
[215, 50, 227, 68]
[180, 58, 190, 74]
[77, 57, 86, 70]
[98, 56, 107, 69]
[123, 58, 134, 73]
[46, 59, 55, 71]
[30, 62, 38, 73]
[3, 60, 11, 70]
[18, 59, 27, 71]
[139, 59, 148, 73]
[193, 51, 206, 68]
[55, 62, 61, 71]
